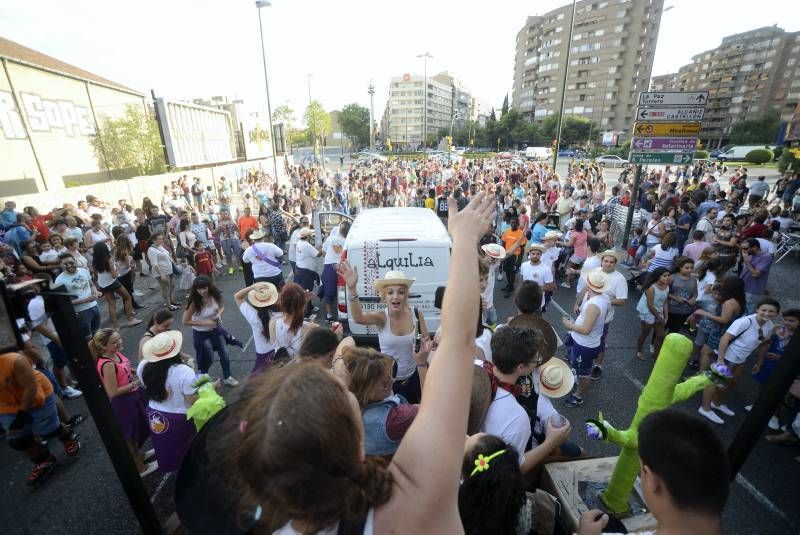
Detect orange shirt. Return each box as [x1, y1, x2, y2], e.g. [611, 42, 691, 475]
[501, 228, 526, 257]
[237, 216, 259, 239]
[0, 353, 53, 414]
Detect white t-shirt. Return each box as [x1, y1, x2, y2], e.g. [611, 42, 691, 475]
[54, 268, 96, 312]
[322, 234, 345, 265]
[287, 227, 305, 262]
[697, 271, 717, 303]
[27, 295, 55, 347]
[597, 270, 627, 323]
[295, 239, 319, 271]
[571, 293, 611, 348]
[756, 238, 775, 256]
[136, 361, 196, 414]
[575, 256, 601, 294]
[520, 261, 553, 310]
[722, 315, 773, 364]
[541, 246, 561, 270]
[239, 302, 273, 354]
[475, 328, 493, 363]
[481, 386, 530, 465]
[481, 262, 499, 311]
[243, 242, 283, 278]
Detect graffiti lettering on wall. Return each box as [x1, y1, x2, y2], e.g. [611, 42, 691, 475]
[0, 90, 96, 140]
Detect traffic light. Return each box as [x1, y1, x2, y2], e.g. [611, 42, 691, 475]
[551, 139, 557, 152]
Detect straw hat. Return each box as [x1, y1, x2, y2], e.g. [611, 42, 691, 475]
[597, 249, 620, 262]
[527, 243, 546, 252]
[142, 330, 183, 363]
[584, 269, 612, 294]
[543, 230, 562, 241]
[481, 243, 507, 260]
[298, 228, 314, 239]
[247, 282, 278, 308]
[249, 229, 266, 240]
[373, 270, 415, 292]
[538, 358, 574, 398]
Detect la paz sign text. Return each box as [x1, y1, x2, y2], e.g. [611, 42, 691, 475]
[638, 91, 709, 107]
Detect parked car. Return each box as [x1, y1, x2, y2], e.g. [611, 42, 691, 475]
[524, 146, 552, 161]
[354, 151, 387, 164]
[595, 155, 628, 167]
[716, 145, 774, 162]
[496, 152, 514, 160]
[558, 149, 576, 157]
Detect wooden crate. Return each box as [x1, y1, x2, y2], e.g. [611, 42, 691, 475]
[542, 456, 658, 533]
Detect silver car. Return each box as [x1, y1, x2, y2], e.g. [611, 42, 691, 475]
[595, 155, 628, 167]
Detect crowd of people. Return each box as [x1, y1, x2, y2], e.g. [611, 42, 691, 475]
[1, 155, 798, 533]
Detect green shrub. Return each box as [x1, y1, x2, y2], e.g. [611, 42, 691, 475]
[745, 148, 774, 164]
[772, 146, 783, 159]
[778, 150, 796, 173]
[694, 150, 710, 159]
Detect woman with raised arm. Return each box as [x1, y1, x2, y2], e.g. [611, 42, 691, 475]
[338, 265, 432, 404]
[223, 192, 495, 533]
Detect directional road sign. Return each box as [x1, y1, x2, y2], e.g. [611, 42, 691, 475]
[633, 122, 701, 137]
[636, 107, 705, 122]
[638, 91, 709, 107]
[631, 137, 698, 151]
[629, 151, 694, 165]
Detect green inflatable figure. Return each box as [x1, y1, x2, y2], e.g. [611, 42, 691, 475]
[585, 333, 731, 516]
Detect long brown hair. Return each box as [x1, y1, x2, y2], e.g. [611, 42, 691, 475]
[233, 363, 393, 532]
[278, 282, 306, 333]
[343, 346, 395, 407]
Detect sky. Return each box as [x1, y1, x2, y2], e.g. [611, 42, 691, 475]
[1, 0, 797, 127]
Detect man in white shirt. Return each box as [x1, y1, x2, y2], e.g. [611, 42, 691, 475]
[320, 222, 350, 322]
[242, 230, 284, 288]
[696, 208, 717, 244]
[288, 216, 310, 277]
[480, 326, 571, 473]
[519, 245, 554, 309]
[698, 297, 778, 425]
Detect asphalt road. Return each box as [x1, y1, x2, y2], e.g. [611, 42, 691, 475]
[1, 209, 796, 534]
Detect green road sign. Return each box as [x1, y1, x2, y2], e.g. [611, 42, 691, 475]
[629, 151, 693, 165]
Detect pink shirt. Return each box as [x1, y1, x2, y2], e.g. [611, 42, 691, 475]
[682, 241, 711, 262]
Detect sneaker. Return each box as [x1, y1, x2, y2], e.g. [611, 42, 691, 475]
[133, 290, 145, 297]
[497, 272, 504, 281]
[227, 267, 234, 275]
[744, 404, 753, 412]
[590, 366, 602, 381]
[61, 386, 83, 400]
[564, 394, 584, 407]
[61, 431, 81, 457]
[649, 344, 654, 354]
[711, 402, 735, 416]
[698, 407, 724, 424]
[216, 262, 224, 269]
[142, 448, 156, 461]
[768, 416, 780, 431]
[139, 460, 159, 478]
[66, 414, 86, 429]
[27, 454, 57, 488]
[560, 281, 571, 288]
[223, 376, 240, 387]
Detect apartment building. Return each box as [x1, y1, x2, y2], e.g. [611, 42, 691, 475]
[651, 26, 800, 148]
[511, 0, 664, 141]
[383, 72, 470, 148]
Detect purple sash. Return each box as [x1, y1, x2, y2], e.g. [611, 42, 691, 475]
[145, 406, 196, 473]
[254, 244, 281, 268]
[111, 389, 150, 448]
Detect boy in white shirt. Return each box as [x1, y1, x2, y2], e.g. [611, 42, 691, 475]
[519, 244, 554, 310]
[540, 231, 562, 312]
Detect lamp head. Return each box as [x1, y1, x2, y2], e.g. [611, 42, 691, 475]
[255, 0, 271, 8]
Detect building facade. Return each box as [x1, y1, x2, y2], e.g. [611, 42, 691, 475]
[0, 37, 147, 194]
[650, 26, 800, 148]
[511, 0, 664, 142]
[383, 71, 471, 149]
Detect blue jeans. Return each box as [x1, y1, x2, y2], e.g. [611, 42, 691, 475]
[76, 305, 100, 340]
[192, 329, 231, 379]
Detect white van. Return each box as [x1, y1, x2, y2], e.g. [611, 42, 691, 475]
[716, 145, 774, 162]
[525, 146, 552, 161]
[327, 207, 451, 344]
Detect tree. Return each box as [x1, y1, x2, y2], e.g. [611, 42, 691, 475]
[91, 105, 165, 177]
[730, 112, 781, 145]
[539, 114, 595, 147]
[339, 103, 370, 148]
[501, 94, 509, 116]
[489, 108, 497, 122]
[272, 104, 295, 152]
[303, 100, 331, 155]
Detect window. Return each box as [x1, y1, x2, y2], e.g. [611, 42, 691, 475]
[608, 66, 617, 73]
[535, 109, 548, 117]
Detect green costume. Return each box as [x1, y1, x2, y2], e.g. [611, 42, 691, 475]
[585, 333, 730, 516]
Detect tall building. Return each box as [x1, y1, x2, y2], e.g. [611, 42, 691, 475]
[650, 26, 800, 148]
[383, 72, 470, 148]
[511, 0, 664, 142]
[650, 72, 678, 91]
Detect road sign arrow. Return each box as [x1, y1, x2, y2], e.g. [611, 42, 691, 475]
[681, 153, 693, 164]
[696, 94, 706, 103]
[640, 109, 648, 119]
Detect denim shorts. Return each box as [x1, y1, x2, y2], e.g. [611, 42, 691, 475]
[0, 394, 60, 438]
[569, 342, 602, 377]
[76, 305, 100, 340]
[221, 238, 240, 260]
[47, 340, 68, 368]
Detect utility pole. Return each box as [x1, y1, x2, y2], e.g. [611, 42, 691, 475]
[552, 0, 577, 170]
[307, 74, 316, 163]
[417, 52, 433, 151]
[255, 1, 279, 182]
[368, 82, 375, 152]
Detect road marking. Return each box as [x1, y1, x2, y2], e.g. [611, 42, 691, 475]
[620, 367, 645, 391]
[734, 473, 793, 527]
[242, 334, 254, 351]
[150, 473, 173, 504]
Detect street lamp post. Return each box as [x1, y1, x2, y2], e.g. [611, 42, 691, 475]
[417, 52, 432, 150]
[255, 0, 280, 183]
[307, 73, 317, 164]
[552, 0, 577, 170]
[368, 82, 375, 152]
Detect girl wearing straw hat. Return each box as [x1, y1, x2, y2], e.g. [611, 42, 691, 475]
[138, 330, 198, 473]
[234, 282, 279, 374]
[339, 263, 432, 404]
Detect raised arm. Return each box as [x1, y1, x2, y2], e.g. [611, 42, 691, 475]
[378, 192, 494, 532]
[338, 261, 385, 328]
